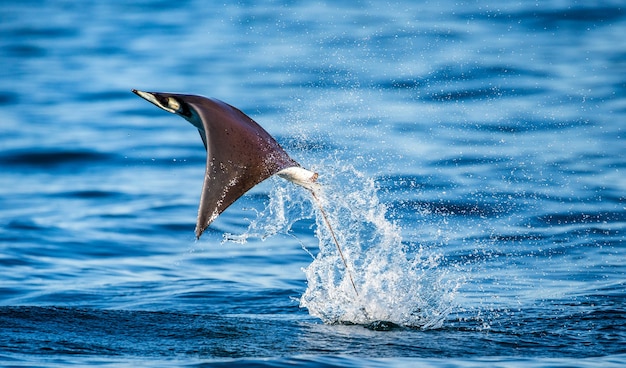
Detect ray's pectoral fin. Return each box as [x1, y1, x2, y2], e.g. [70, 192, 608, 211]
[198, 130, 208, 150]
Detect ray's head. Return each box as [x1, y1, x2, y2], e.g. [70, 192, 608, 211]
[132, 89, 203, 131]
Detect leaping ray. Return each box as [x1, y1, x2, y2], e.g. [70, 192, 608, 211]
[132, 90, 358, 295]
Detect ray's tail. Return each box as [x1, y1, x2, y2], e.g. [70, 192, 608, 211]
[277, 166, 360, 297]
[308, 189, 359, 297]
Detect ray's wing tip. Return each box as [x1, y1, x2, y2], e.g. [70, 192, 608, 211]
[195, 220, 213, 240]
[194, 227, 204, 240]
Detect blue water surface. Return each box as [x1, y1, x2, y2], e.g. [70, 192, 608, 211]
[1, 0, 625, 366]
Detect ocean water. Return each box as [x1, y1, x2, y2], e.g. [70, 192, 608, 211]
[1, 0, 625, 366]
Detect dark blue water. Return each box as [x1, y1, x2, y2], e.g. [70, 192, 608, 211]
[1, 1, 625, 366]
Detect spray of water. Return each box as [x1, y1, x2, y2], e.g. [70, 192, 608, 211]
[227, 163, 459, 329]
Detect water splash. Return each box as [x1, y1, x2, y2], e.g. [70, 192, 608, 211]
[227, 163, 459, 329]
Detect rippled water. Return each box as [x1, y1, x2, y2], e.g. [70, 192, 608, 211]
[1, 0, 625, 366]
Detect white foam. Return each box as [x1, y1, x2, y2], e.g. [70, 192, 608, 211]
[228, 164, 460, 329]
